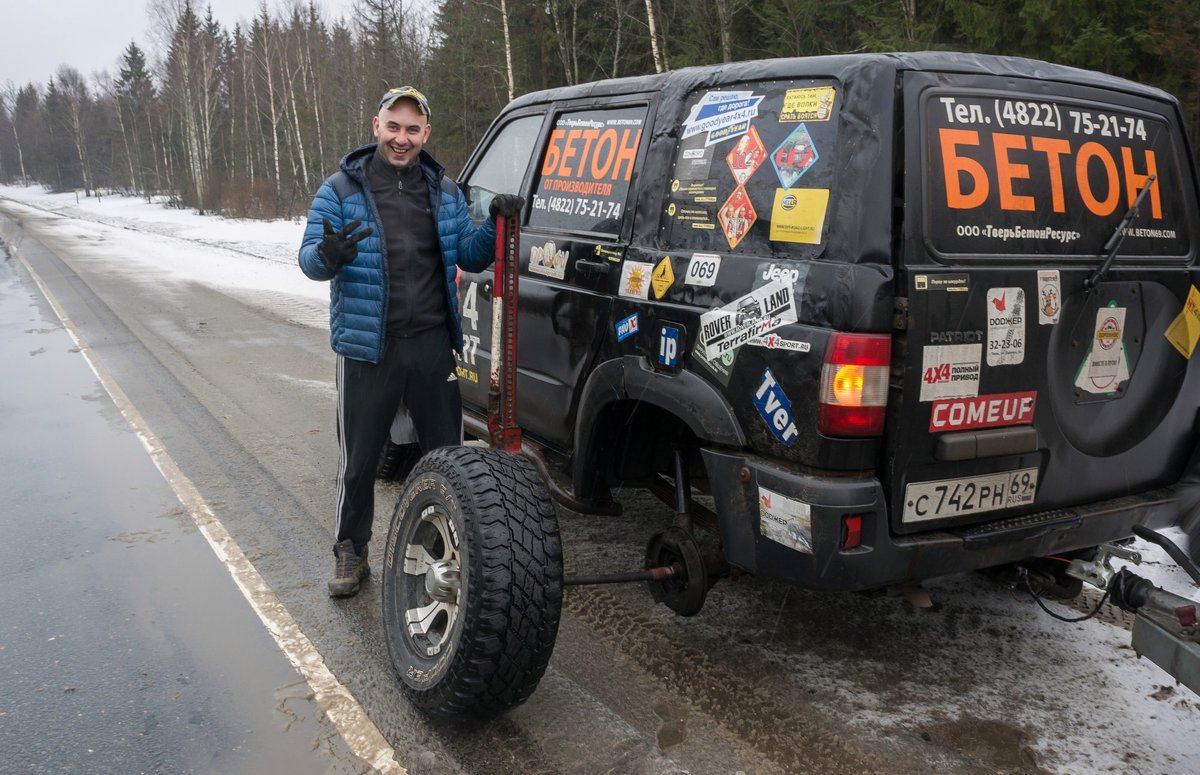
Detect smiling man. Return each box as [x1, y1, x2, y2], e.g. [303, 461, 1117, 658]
[299, 85, 523, 597]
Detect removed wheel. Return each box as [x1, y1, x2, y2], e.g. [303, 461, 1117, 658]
[382, 445, 563, 716]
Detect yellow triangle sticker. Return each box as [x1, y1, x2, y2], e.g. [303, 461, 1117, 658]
[651, 256, 674, 300]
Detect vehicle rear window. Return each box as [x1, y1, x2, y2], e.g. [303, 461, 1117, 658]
[923, 89, 1191, 258]
[528, 105, 648, 236]
[661, 80, 840, 257]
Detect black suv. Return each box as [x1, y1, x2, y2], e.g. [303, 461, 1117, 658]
[382, 52, 1200, 715]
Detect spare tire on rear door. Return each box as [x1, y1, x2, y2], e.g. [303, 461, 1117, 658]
[381, 445, 563, 716]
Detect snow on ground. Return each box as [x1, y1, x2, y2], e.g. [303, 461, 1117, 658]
[2, 183, 1199, 774]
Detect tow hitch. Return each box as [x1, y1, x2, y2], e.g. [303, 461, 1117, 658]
[1048, 532, 1200, 696]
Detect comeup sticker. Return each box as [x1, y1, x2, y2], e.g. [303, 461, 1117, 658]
[1075, 305, 1130, 394]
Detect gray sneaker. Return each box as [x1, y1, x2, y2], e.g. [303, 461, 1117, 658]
[329, 540, 370, 598]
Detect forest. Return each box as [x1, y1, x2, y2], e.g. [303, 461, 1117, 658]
[0, 0, 1196, 218]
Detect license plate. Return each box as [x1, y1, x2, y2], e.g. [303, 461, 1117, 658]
[903, 467, 1038, 523]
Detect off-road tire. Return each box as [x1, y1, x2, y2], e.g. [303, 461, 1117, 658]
[382, 445, 563, 716]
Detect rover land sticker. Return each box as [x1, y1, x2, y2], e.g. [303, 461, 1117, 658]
[698, 277, 797, 360]
[682, 90, 764, 146]
[919, 344, 982, 401]
[779, 86, 837, 123]
[758, 486, 813, 554]
[651, 256, 675, 299]
[986, 287, 1025, 366]
[684, 253, 721, 287]
[615, 313, 639, 342]
[929, 391, 1037, 432]
[1164, 285, 1200, 359]
[618, 260, 655, 299]
[529, 240, 568, 280]
[658, 324, 681, 369]
[748, 333, 811, 352]
[771, 124, 819, 188]
[717, 186, 756, 249]
[726, 126, 766, 186]
[753, 368, 800, 445]
[769, 188, 829, 245]
[1075, 305, 1130, 394]
[1038, 270, 1061, 325]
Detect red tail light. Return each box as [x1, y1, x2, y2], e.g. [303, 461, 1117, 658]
[840, 514, 864, 550]
[818, 332, 891, 437]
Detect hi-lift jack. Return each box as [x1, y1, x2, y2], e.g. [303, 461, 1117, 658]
[487, 213, 722, 615]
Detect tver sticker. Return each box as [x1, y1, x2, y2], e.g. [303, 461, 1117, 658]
[753, 368, 800, 445]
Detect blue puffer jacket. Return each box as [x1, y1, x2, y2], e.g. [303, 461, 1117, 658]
[299, 144, 495, 363]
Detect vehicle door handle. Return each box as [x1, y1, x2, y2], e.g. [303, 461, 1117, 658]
[574, 260, 611, 275]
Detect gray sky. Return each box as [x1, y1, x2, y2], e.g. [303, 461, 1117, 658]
[0, 0, 359, 89]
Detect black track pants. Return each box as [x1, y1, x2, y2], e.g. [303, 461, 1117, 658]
[333, 326, 462, 551]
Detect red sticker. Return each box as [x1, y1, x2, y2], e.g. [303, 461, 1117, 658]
[929, 391, 1036, 432]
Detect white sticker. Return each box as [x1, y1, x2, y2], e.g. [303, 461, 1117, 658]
[748, 333, 811, 352]
[1075, 306, 1130, 394]
[986, 287, 1025, 366]
[529, 240, 567, 280]
[684, 252, 721, 287]
[698, 277, 797, 360]
[1037, 270, 1061, 325]
[618, 260, 655, 299]
[919, 344, 982, 401]
[758, 486, 812, 554]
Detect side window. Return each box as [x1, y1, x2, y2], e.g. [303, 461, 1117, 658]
[662, 82, 839, 257]
[528, 105, 648, 236]
[464, 114, 544, 221]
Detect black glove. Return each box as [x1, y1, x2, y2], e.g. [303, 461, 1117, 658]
[489, 194, 524, 220]
[318, 217, 373, 272]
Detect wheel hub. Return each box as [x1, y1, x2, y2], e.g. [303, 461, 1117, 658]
[425, 559, 460, 603]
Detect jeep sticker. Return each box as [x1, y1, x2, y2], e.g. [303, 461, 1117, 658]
[618, 260, 655, 299]
[986, 287, 1025, 366]
[1075, 305, 1130, 394]
[615, 313, 639, 342]
[929, 391, 1037, 432]
[1164, 285, 1200, 359]
[1038, 270, 1061, 325]
[684, 253, 721, 287]
[769, 188, 829, 245]
[753, 368, 800, 445]
[758, 486, 813, 554]
[919, 344, 982, 401]
[698, 277, 797, 360]
[682, 90, 764, 146]
[926, 92, 1189, 256]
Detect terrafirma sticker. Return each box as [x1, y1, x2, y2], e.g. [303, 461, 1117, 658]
[698, 277, 797, 360]
[615, 313, 639, 342]
[919, 344, 982, 402]
[758, 486, 813, 554]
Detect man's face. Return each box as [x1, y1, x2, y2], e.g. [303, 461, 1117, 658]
[373, 100, 431, 169]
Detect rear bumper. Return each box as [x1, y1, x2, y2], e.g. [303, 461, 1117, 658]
[701, 447, 1186, 591]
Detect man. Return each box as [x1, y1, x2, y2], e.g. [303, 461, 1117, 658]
[298, 85, 522, 597]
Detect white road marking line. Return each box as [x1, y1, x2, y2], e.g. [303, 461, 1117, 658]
[17, 252, 405, 775]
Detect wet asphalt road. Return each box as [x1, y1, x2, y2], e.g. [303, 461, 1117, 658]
[0, 251, 360, 772]
[0, 201, 1197, 775]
